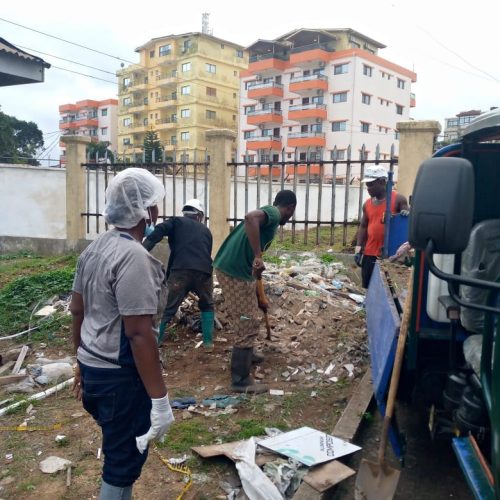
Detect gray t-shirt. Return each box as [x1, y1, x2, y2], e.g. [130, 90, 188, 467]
[73, 229, 164, 369]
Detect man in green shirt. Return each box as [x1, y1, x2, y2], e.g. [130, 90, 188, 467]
[214, 190, 297, 393]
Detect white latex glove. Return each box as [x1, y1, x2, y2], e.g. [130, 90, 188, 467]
[135, 395, 174, 454]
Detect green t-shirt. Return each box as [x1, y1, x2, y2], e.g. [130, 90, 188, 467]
[214, 205, 280, 281]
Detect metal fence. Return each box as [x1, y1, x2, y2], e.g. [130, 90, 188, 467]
[228, 145, 397, 246]
[81, 161, 209, 237]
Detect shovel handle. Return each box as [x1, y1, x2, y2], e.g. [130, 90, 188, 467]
[377, 270, 413, 465]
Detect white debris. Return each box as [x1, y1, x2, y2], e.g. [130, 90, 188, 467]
[39, 456, 72, 474]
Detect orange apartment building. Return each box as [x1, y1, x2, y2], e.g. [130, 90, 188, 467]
[239, 29, 416, 181]
[59, 99, 118, 163]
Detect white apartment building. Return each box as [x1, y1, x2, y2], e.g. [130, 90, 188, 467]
[59, 99, 118, 163]
[238, 29, 416, 181]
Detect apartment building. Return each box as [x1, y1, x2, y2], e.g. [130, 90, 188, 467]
[239, 28, 416, 181]
[116, 32, 247, 162]
[443, 109, 485, 142]
[59, 99, 118, 163]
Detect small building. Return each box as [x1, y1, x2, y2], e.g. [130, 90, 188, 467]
[0, 37, 50, 86]
[59, 99, 118, 164]
[443, 109, 491, 143]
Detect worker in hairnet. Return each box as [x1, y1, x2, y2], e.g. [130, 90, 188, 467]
[70, 168, 174, 500]
[143, 199, 214, 350]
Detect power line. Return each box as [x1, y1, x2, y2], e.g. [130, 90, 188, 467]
[51, 65, 117, 86]
[0, 16, 136, 65]
[38, 133, 61, 161]
[16, 44, 117, 76]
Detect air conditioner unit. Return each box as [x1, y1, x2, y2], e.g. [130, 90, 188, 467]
[315, 118, 322, 124]
[259, 98, 266, 104]
[317, 89, 324, 96]
[255, 74, 262, 81]
[258, 124, 265, 130]
[319, 62, 325, 68]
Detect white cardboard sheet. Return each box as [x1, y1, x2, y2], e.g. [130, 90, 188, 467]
[258, 426, 361, 466]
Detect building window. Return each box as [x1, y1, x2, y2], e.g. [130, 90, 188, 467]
[243, 154, 255, 162]
[206, 87, 216, 97]
[332, 121, 347, 132]
[150, 50, 155, 58]
[180, 131, 190, 141]
[363, 65, 373, 77]
[170, 136, 177, 145]
[205, 63, 216, 74]
[143, 118, 148, 126]
[447, 118, 458, 127]
[123, 117, 131, 127]
[397, 78, 405, 89]
[123, 97, 131, 106]
[361, 122, 370, 133]
[123, 138, 131, 146]
[243, 131, 254, 139]
[233, 114, 236, 121]
[159, 44, 171, 57]
[123, 77, 130, 87]
[334, 63, 349, 75]
[396, 104, 404, 115]
[244, 105, 255, 115]
[395, 131, 400, 140]
[362, 93, 371, 105]
[101, 108, 108, 116]
[181, 85, 191, 95]
[236, 49, 243, 58]
[331, 149, 346, 160]
[100, 127, 108, 135]
[181, 62, 191, 72]
[333, 92, 348, 103]
[180, 108, 190, 118]
[206, 110, 216, 119]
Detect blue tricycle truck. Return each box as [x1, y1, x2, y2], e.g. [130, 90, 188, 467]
[365, 108, 500, 499]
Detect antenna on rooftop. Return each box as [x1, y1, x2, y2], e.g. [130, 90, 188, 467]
[202, 13, 213, 35]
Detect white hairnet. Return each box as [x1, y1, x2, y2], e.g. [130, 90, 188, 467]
[103, 168, 165, 229]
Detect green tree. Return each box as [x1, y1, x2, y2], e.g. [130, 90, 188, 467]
[0, 111, 44, 163]
[143, 130, 163, 163]
[86, 141, 114, 163]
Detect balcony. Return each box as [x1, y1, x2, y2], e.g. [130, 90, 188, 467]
[247, 82, 284, 100]
[248, 53, 288, 74]
[129, 102, 148, 113]
[156, 72, 178, 87]
[246, 135, 282, 151]
[247, 109, 283, 126]
[130, 79, 148, 91]
[289, 74, 328, 94]
[155, 117, 178, 130]
[288, 103, 327, 121]
[289, 43, 334, 66]
[155, 96, 177, 108]
[59, 117, 98, 129]
[287, 131, 326, 148]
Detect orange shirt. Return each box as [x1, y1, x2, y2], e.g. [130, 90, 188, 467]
[364, 192, 398, 257]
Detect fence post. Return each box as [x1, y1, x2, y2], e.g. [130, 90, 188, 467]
[206, 129, 236, 255]
[396, 120, 441, 201]
[61, 135, 90, 250]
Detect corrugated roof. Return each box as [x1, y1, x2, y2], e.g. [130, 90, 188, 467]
[0, 37, 51, 68]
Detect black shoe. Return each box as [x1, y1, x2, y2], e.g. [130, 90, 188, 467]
[230, 347, 268, 394]
[251, 349, 265, 364]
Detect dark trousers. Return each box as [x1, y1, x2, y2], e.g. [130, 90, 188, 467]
[79, 362, 151, 488]
[162, 269, 214, 324]
[361, 255, 378, 289]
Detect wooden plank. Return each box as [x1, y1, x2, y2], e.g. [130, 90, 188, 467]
[292, 481, 325, 500]
[0, 361, 15, 376]
[0, 374, 28, 386]
[12, 345, 29, 375]
[303, 460, 355, 492]
[333, 369, 373, 442]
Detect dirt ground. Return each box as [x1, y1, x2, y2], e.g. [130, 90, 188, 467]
[0, 259, 369, 499]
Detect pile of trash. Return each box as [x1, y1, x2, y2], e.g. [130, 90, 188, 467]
[172, 251, 369, 383]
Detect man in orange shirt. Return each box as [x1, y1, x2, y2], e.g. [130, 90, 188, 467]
[355, 166, 409, 288]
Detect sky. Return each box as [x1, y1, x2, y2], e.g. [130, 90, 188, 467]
[1, 0, 499, 163]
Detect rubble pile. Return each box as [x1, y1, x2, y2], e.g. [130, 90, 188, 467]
[174, 252, 369, 382]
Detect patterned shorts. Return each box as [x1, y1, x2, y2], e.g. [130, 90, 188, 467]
[216, 270, 261, 348]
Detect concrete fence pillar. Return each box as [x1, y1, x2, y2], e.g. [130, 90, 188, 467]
[61, 135, 90, 249]
[206, 129, 236, 255]
[396, 120, 441, 201]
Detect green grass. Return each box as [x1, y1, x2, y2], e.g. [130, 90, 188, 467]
[0, 253, 76, 336]
[158, 420, 214, 453]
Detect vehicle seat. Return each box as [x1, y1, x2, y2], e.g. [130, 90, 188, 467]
[461, 219, 500, 334]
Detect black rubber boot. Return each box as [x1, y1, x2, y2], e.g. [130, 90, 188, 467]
[231, 347, 268, 394]
[251, 348, 265, 364]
